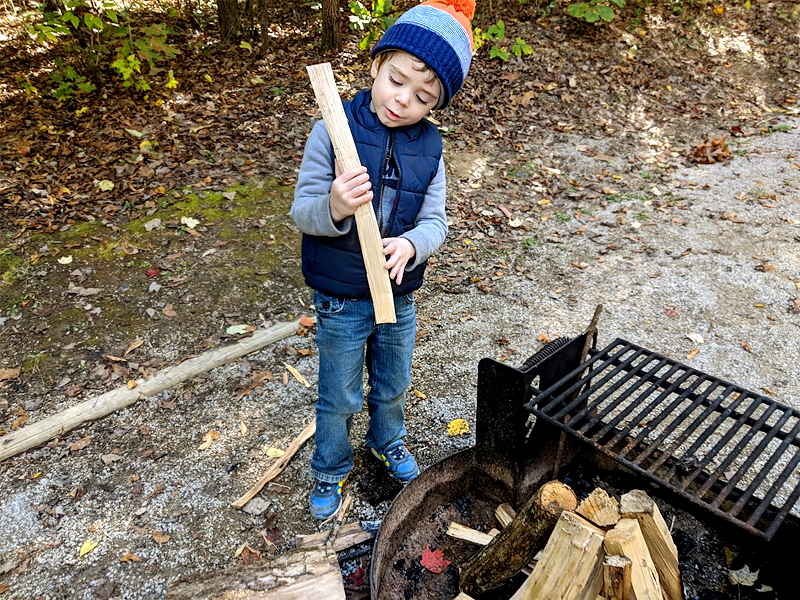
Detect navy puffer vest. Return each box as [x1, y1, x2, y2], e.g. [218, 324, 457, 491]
[301, 89, 442, 298]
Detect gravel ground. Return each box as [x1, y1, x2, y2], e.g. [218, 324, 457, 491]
[1, 124, 799, 599]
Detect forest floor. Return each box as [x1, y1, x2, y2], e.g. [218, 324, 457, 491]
[1, 1, 800, 599]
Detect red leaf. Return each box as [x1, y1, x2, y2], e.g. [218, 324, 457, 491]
[346, 566, 365, 586]
[146, 268, 160, 278]
[664, 308, 678, 318]
[420, 546, 451, 574]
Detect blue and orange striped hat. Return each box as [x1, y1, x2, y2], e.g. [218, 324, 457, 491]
[371, 0, 475, 108]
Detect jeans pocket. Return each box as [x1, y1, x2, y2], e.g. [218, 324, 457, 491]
[313, 291, 346, 316]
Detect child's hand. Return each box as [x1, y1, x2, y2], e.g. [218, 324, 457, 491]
[382, 237, 416, 285]
[330, 165, 373, 223]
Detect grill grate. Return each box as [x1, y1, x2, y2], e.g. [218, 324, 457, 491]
[526, 338, 800, 540]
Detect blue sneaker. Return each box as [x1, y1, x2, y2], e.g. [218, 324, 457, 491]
[309, 478, 344, 520]
[371, 440, 419, 482]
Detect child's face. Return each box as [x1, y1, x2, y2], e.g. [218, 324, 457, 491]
[369, 52, 441, 128]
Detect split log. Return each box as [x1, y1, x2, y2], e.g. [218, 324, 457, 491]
[577, 487, 621, 528]
[295, 521, 375, 553]
[604, 518, 663, 600]
[447, 522, 496, 546]
[512, 511, 606, 600]
[165, 546, 345, 600]
[0, 318, 313, 463]
[603, 554, 632, 600]
[233, 419, 316, 507]
[306, 63, 395, 324]
[460, 480, 577, 596]
[495, 502, 516, 528]
[620, 490, 682, 600]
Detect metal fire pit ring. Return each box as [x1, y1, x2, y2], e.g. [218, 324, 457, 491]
[370, 329, 800, 599]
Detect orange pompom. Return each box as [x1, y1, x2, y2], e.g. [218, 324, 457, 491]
[443, 0, 476, 20]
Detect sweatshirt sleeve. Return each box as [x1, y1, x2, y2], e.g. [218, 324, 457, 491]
[291, 120, 353, 237]
[401, 156, 448, 270]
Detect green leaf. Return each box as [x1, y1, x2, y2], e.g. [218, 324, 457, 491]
[239, 41, 252, 51]
[597, 5, 616, 21]
[204, 73, 213, 83]
[164, 69, 178, 89]
[105, 8, 118, 22]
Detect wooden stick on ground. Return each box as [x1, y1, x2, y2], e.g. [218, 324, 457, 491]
[0, 318, 313, 463]
[296, 522, 375, 553]
[460, 480, 578, 597]
[232, 418, 316, 508]
[165, 545, 345, 600]
[306, 63, 395, 324]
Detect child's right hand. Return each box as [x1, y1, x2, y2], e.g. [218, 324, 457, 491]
[329, 165, 373, 223]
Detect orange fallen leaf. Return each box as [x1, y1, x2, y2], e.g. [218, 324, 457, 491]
[0, 367, 20, 381]
[124, 339, 145, 357]
[120, 552, 144, 562]
[283, 363, 310, 388]
[0, 584, 10, 593]
[199, 429, 220, 450]
[127, 380, 138, 389]
[686, 349, 700, 360]
[299, 316, 314, 327]
[70, 436, 93, 451]
[152, 531, 171, 544]
[412, 389, 427, 399]
[11, 413, 29, 430]
[163, 303, 178, 317]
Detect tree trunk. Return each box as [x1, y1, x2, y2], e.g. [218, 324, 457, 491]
[217, 0, 239, 44]
[258, 0, 270, 54]
[320, 0, 341, 52]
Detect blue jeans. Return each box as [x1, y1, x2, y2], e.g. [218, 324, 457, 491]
[310, 290, 416, 484]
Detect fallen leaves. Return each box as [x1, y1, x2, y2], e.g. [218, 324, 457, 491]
[420, 546, 451, 574]
[70, 436, 93, 451]
[198, 429, 220, 450]
[120, 552, 144, 563]
[447, 418, 470, 437]
[79, 539, 98, 557]
[691, 135, 732, 164]
[152, 531, 171, 544]
[283, 363, 310, 388]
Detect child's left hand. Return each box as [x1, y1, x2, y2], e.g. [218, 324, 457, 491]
[382, 237, 416, 285]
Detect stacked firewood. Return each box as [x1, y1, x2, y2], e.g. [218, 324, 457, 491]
[452, 481, 682, 600]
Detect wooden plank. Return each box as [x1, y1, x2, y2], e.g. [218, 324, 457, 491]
[0, 318, 312, 462]
[620, 490, 682, 600]
[296, 521, 375, 553]
[604, 518, 664, 600]
[577, 487, 621, 528]
[515, 511, 606, 600]
[447, 522, 495, 546]
[233, 419, 316, 507]
[460, 480, 578, 597]
[165, 546, 345, 600]
[306, 62, 395, 324]
[603, 554, 632, 600]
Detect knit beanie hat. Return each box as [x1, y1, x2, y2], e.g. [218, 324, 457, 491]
[371, 0, 475, 109]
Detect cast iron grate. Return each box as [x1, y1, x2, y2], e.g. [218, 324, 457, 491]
[526, 338, 800, 541]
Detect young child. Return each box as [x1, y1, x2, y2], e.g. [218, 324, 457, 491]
[291, 0, 475, 520]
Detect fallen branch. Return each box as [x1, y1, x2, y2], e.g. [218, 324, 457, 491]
[296, 521, 375, 553]
[232, 418, 316, 508]
[165, 545, 345, 600]
[0, 318, 314, 462]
